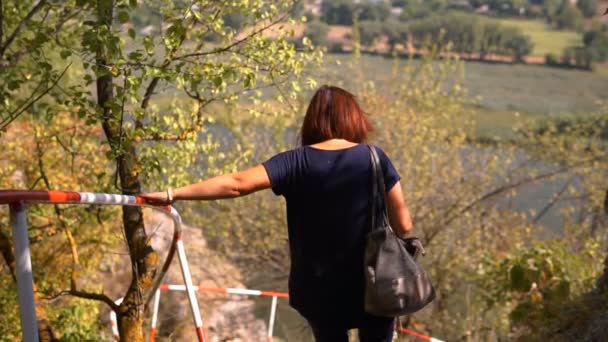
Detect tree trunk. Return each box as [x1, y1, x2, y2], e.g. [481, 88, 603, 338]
[598, 189, 608, 291]
[95, 1, 158, 341]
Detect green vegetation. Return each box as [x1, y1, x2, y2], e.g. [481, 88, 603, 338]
[1, 0, 608, 341]
[498, 18, 582, 56]
[0, 0, 319, 341]
[308, 0, 608, 70]
[319, 54, 608, 114]
[408, 12, 535, 63]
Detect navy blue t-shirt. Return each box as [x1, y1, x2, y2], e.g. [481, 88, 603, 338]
[262, 144, 400, 325]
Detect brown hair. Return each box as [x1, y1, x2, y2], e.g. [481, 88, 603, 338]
[299, 85, 372, 146]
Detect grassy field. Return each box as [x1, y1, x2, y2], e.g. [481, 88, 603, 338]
[320, 54, 607, 113]
[497, 18, 582, 56]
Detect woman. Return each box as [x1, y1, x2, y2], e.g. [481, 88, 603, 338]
[142, 85, 413, 342]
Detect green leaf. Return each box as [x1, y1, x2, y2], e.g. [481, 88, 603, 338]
[128, 28, 136, 39]
[60, 50, 72, 59]
[118, 11, 129, 24]
[510, 264, 529, 292]
[143, 36, 154, 55]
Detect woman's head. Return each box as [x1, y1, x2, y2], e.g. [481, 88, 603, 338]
[300, 85, 371, 146]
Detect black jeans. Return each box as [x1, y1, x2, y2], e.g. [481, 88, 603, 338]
[308, 315, 395, 342]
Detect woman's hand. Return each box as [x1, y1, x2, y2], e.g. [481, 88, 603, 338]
[139, 190, 174, 206]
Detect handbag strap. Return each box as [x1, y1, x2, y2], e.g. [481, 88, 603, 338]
[368, 145, 388, 230]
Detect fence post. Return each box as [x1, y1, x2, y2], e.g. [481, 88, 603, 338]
[267, 295, 278, 342]
[9, 202, 39, 342]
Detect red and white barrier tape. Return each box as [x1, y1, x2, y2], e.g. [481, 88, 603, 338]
[397, 327, 445, 342]
[158, 284, 289, 298]
[110, 284, 444, 342]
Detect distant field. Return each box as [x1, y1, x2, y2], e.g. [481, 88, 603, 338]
[319, 54, 607, 114]
[497, 18, 582, 56]
[313, 54, 608, 139]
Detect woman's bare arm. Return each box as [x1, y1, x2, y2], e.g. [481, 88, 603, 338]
[141, 165, 271, 204]
[385, 181, 413, 238]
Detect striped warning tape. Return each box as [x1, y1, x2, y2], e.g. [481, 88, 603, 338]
[158, 284, 289, 298]
[109, 284, 445, 342]
[397, 327, 445, 342]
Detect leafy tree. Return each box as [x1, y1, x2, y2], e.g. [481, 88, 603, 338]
[478, 21, 503, 60]
[577, 0, 598, 18]
[556, 4, 584, 31]
[303, 20, 330, 48]
[583, 29, 608, 63]
[504, 30, 534, 63]
[358, 0, 392, 22]
[320, 0, 356, 25]
[358, 20, 383, 50]
[383, 19, 409, 53]
[0, 0, 319, 340]
[542, 0, 563, 24]
[399, 0, 448, 21]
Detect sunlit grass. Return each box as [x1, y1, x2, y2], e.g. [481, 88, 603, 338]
[497, 18, 582, 56]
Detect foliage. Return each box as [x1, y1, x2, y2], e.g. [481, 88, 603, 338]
[556, 4, 584, 31]
[398, 0, 448, 21]
[48, 299, 102, 341]
[303, 20, 330, 48]
[358, 20, 383, 50]
[320, 0, 355, 25]
[497, 18, 581, 56]
[0, 114, 121, 339]
[382, 19, 409, 53]
[1, 0, 321, 340]
[557, 29, 608, 70]
[408, 12, 534, 62]
[583, 29, 608, 63]
[358, 0, 392, 22]
[576, 0, 599, 18]
[503, 29, 534, 62]
[542, 0, 562, 21]
[482, 235, 606, 338]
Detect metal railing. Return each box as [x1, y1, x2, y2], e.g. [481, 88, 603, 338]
[1, 189, 445, 342]
[0, 190, 205, 342]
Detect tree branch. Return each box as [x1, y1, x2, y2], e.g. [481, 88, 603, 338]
[35, 131, 81, 289]
[532, 178, 572, 224]
[43, 289, 119, 312]
[139, 12, 195, 114]
[173, 13, 289, 61]
[0, 0, 47, 58]
[424, 157, 606, 244]
[0, 62, 71, 131]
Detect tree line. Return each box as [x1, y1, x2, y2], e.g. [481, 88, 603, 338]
[305, 12, 535, 63]
[303, 0, 608, 68]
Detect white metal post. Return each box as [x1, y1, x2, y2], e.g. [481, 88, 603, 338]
[267, 296, 278, 342]
[150, 289, 161, 342]
[9, 202, 39, 342]
[175, 239, 206, 341]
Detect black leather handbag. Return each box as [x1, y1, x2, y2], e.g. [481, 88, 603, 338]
[364, 145, 436, 317]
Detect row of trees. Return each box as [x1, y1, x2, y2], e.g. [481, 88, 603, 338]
[316, 0, 602, 29]
[547, 26, 608, 70]
[304, 12, 535, 63]
[408, 12, 534, 62]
